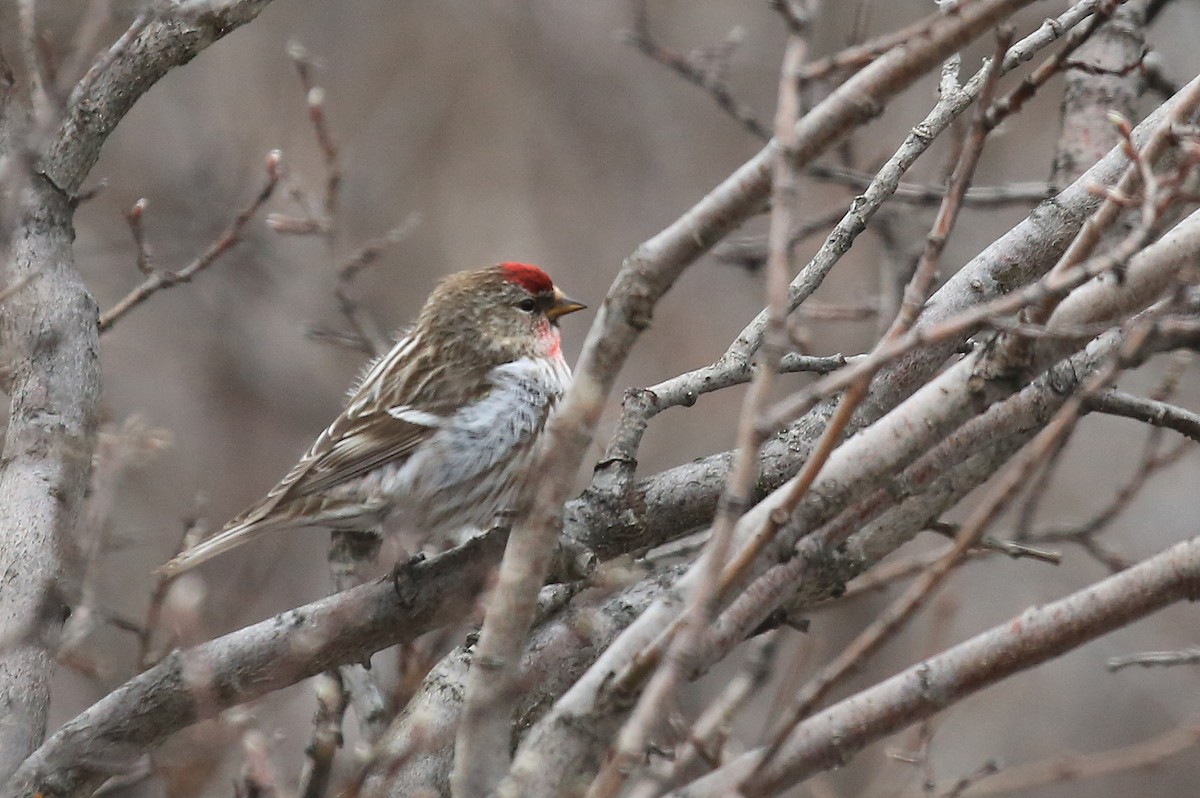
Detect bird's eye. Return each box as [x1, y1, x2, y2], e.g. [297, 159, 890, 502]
[517, 298, 537, 313]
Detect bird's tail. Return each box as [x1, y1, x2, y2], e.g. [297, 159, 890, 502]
[154, 517, 283, 579]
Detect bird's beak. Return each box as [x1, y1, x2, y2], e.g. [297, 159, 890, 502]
[547, 287, 587, 321]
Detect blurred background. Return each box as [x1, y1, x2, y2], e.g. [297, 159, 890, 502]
[18, 0, 1200, 794]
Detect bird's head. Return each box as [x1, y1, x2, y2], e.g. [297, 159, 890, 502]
[419, 262, 586, 361]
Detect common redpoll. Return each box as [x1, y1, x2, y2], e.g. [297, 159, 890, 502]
[157, 263, 585, 576]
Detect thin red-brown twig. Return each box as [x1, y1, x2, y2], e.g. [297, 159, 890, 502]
[97, 151, 281, 334]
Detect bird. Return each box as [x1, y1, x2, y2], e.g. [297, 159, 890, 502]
[156, 262, 585, 577]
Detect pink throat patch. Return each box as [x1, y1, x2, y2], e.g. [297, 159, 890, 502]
[500, 262, 553, 294]
[539, 322, 562, 356]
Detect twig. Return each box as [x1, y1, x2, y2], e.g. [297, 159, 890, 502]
[1106, 646, 1200, 671]
[327, 531, 389, 744]
[921, 721, 1200, 796]
[288, 42, 339, 224]
[622, 0, 770, 140]
[1028, 434, 1191, 572]
[937, 761, 1000, 798]
[1085, 388, 1200, 442]
[627, 631, 782, 798]
[807, 164, 1053, 206]
[304, 215, 421, 355]
[298, 672, 349, 798]
[712, 206, 846, 271]
[793, 302, 879, 322]
[98, 150, 282, 333]
[337, 214, 421, 284]
[331, 216, 421, 356]
[271, 42, 410, 357]
[125, 198, 153, 275]
[927, 522, 1062, 565]
[791, 6, 960, 86]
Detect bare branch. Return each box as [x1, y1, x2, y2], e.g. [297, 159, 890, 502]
[622, 0, 770, 140]
[668, 532, 1200, 797]
[298, 672, 348, 798]
[98, 150, 281, 334]
[918, 721, 1200, 796]
[1085, 388, 1200, 441]
[3, 531, 508, 798]
[43, 1, 280, 196]
[1106, 646, 1200, 671]
[807, 164, 1054, 206]
[720, 26, 1013, 615]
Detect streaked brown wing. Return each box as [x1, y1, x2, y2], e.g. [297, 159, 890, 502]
[279, 408, 439, 500]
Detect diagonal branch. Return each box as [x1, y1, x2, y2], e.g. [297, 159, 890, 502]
[2, 531, 507, 798]
[42, 1, 279, 196]
[1085, 389, 1200, 442]
[667, 532, 1200, 797]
